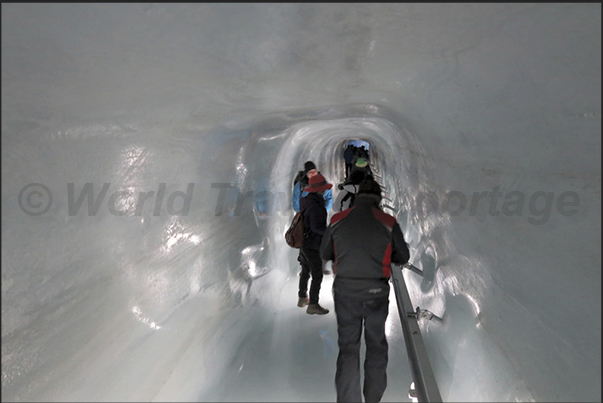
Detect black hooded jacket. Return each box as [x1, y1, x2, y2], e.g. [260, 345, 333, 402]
[300, 192, 327, 251]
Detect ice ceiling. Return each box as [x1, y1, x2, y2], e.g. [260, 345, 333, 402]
[2, 3, 601, 402]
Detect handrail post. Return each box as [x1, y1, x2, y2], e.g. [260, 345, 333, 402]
[391, 264, 443, 402]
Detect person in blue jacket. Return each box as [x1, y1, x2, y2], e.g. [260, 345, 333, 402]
[292, 161, 333, 213]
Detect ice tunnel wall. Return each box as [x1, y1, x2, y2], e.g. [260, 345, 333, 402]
[2, 3, 601, 402]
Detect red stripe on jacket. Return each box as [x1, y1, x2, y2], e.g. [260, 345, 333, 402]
[330, 206, 355, 225]
[330, 208, 355, 274]
[372, 207, 395, 277]
[371, 207, 396, 229]
[382, 243, 392, 277]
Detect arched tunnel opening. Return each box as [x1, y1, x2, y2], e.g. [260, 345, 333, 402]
[208, 106, 531, 401]
[200, 108, 426, 401]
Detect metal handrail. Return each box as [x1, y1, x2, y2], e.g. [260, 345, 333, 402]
[390, 263, 443, 402]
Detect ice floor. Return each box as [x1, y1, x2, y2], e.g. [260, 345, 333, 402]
[2, 4, 601, 402]
[198, 274, 413, 403]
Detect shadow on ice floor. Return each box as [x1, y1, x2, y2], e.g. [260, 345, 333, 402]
[199, 271, 413, 402]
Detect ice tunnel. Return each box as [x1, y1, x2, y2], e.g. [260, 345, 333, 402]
[1, 3, 601, 402]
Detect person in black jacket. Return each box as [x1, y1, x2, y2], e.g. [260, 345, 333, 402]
[299, 173, 333, 315]
[320, 178, 410, 402]
[349, 157, 372, 179]
[343, 144, 356, 179]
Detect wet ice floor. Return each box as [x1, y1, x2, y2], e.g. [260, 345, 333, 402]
[201, 270, 413, 402]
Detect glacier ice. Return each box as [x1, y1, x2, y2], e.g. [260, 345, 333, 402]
[2, 3, 601, 402]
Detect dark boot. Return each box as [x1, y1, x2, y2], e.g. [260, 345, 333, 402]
[306, 304, 329, 315]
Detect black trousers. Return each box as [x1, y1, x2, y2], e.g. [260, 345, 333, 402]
[334, 292, 389, 403]
[298, 247, 324, 304]
[345, 163, 353, 178]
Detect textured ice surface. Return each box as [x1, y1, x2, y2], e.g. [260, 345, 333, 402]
[2, 3, 601, 402]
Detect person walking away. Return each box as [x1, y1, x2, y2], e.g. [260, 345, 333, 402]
[292, 161, 333, 278]
[332, 169, 366, 213]
[299, 173, 333, 315]
[292, 161, 315, 307]
[320, 178, 410, 402]
[343, 144, 356, 180]
[349, 157, 372, 179]
[359, 145, 369, 161]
